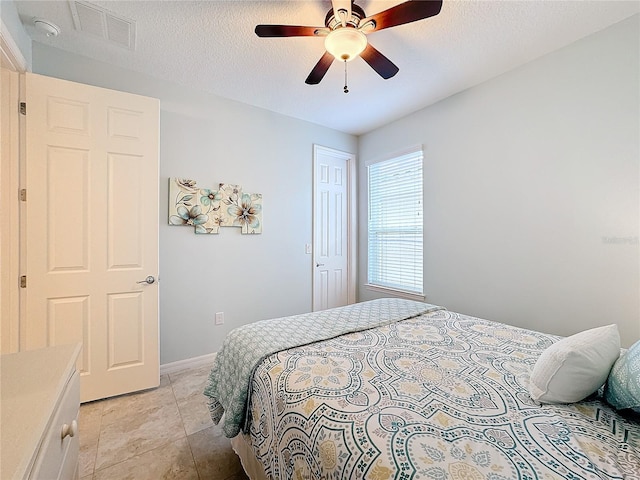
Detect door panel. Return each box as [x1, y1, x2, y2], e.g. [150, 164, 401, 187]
[107, 292, 143, 368]
[47, 146, 90, 272]
[24, 72, 159, 402]
[107, 153, 143, 269]
[47, 296, 90, 373]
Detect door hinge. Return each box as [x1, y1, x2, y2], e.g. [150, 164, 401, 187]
[19, 102, 26, 115]
[20, 275, 27, 288]
[19, 189, 26, 201]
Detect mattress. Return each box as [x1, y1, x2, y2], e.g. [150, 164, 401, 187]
[206, 299, 640, 479]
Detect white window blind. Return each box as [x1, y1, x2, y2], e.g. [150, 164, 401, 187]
[367, 149, 423, 295]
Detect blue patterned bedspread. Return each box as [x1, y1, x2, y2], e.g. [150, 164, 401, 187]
[204, 298, 442, 437]
[245, 306, 640, 479]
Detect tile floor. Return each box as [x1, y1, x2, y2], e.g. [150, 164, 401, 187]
[78, 364, 249, 480]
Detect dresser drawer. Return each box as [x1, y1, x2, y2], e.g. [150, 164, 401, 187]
[29, 370, 80, 480]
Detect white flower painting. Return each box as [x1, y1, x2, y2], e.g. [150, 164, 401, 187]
[168, 178, 262, 235]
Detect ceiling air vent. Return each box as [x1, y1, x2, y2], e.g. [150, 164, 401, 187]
[69, 1, 136, 50]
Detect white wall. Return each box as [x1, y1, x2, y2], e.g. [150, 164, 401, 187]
[32, 43, 357, 363]
[0, 0, 32, 68]
[358, 15, 640, 346]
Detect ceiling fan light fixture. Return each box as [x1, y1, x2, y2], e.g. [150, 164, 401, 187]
[324, 27, 367, 62]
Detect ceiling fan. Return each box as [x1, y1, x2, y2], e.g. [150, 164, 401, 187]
[255, 0, 443, 86]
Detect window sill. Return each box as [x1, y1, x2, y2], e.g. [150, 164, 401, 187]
[364, 284, 425, 302]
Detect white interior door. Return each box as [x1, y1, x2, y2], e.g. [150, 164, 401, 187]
[23, 72, 160, 402]
[312, 145, 355, 311]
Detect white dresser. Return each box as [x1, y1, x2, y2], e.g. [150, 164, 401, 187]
[1, 344, 82, 480]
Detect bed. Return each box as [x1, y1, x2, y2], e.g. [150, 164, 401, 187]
[204, 298, 640, 479]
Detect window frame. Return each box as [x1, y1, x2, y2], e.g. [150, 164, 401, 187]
[365, 146, 424, 300]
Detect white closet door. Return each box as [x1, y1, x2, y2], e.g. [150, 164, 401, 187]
[24, 72, 160, 402]
[313, 145, 354, 311]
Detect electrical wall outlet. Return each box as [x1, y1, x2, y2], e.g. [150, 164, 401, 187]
[215, 312, 224, 325]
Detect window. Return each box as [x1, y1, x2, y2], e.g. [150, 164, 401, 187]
[367, 148, 423, 296]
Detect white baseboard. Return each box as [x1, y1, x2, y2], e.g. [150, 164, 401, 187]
[160, 352, 217, 376]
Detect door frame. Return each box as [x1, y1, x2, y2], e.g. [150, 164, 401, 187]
[0, 21, 26, 354]
[0, 68, 21, 354]
[312, 144, 357, 311]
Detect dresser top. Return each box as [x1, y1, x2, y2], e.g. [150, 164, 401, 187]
[1, 343, 81, 479]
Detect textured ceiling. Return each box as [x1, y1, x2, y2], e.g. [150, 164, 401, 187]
[15, 0, 640, 135]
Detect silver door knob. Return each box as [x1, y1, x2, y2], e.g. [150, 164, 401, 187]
[316, 263, 325, 267]
[137, 275, 155, 285]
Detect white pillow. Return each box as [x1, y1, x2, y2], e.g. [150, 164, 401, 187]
[529, 324, 620, 404]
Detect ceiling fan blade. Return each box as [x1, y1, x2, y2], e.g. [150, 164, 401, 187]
[305, 52, 334, 85]
[363, 0, 442, 32]
[360, 44, 399, 79]
[255, 25, 328, 37]
[331, 0, 352, 27]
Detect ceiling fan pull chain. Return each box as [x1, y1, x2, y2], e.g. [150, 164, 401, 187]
[343, 60, 349, 94]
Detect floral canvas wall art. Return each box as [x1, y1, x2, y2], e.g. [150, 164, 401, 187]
[169, 178, 209, 233]
[168, 178, 262, 235]
[239, 193, 262, 234]
[218, 183, 242, 227]
[197, 188, 223, 234]
[219, 184, 263, 234]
